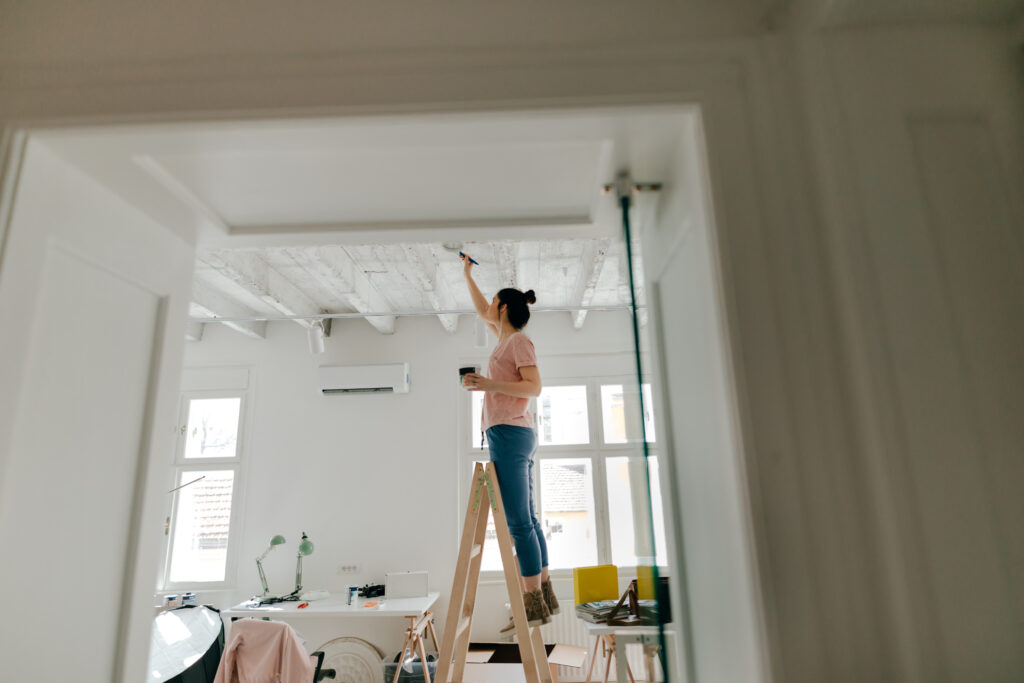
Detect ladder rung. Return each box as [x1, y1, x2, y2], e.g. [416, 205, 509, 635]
[469, 544, 482, 558]
[455, 616, 471, 637]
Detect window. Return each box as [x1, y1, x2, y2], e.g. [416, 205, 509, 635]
[468, 384, 590, 447]
[464, 375, 662, 574]
[536, 385, 589, 446]
[600, 384, 656, 443]
[168, 469, 236, 582]
[606, 456, 667, 566]
[163, 378, 248, 589]
[539, 458, 598, 567]
[182, 397, 242, 459]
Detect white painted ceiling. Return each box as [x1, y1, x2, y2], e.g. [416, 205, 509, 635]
[39, 107, 692, 338]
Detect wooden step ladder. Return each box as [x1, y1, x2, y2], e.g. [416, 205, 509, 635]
[435, 462, 553, 683]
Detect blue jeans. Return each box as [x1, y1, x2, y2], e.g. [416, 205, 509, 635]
[485, 425, 548, 577]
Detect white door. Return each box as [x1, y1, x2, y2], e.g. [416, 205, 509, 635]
[0, 139, 194, 682]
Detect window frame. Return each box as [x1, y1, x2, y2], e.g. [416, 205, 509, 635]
[459, 371, 662, 579]
[159, 372, 252, 592]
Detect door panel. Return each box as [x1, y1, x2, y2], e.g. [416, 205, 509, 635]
[0, 141, 193, 682]
[0, 245, 161, 681]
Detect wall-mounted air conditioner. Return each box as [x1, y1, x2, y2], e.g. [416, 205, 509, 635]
[317, 363, 409, 394]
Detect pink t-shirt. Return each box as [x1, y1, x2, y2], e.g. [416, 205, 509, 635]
[482, 331, 538, 432]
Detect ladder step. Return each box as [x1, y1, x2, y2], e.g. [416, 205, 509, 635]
[469, 544, 482, 558]
[455, 616, 472, 638]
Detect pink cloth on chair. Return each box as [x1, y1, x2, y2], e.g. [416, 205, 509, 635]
[214, 619, 315, 683]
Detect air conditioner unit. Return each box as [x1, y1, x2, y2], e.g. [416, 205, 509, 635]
[317, 363, 409, 394]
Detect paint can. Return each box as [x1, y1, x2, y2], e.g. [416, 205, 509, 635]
[459, 366, 479, 386]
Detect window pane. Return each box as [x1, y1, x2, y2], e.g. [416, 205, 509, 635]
[169, 470, 235, 583]
[537, 386, 589, 446]
[607, 456, 667, 566]
[600, 384, 656, 444]
[539, 458, 597, 568]
[471, 392, 484, 449]
[184, 398, 241, 459]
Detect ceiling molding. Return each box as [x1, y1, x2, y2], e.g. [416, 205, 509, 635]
[213, 216, 600, 249]
[133, 155, 230, 233]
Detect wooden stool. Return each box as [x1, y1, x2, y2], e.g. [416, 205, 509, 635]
[393, 610, 440, 683]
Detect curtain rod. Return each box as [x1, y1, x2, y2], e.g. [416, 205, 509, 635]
[190, 304, 644, 324]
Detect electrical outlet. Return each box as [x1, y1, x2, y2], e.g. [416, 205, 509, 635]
[337, 564, 360, 574]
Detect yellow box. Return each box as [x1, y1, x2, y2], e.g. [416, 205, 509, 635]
[572, 564, 619, 605]
[635, 565, 656, 600]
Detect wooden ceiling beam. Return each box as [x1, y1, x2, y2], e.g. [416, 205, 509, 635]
[190, 278, 268, 339]
[403, 244, 460, 334]
[571, 238, 610, 329]
[200, 249, 323, 330]
[290, 246, 397, 335]
[493, 241, 518, 289]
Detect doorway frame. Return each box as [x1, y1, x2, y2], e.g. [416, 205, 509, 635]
[0, 48, 779, 683]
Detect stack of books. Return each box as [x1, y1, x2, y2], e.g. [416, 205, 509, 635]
[575, 600, 619, 623]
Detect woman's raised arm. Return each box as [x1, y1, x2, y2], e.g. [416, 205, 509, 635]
[461, 254, 498, 336]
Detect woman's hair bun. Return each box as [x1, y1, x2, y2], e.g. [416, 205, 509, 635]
[524, 290, 536, 305]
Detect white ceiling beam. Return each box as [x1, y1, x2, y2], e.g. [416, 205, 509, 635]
[190, 280, 268, 339]
[288, 246, 397, 335]
[185, 321, 205, 342]
[571, 238, 611, 329]
[403, 244, 460, 334]
[200, 249, 322, 329]
[616, 243, 648, 327]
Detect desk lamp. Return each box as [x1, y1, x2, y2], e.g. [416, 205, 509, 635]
[293, 532, 314, 595]
[256, 534, 286, 600]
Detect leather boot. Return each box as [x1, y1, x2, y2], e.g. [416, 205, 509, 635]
[498, 589, 552, 633]
[541, 578, 561, 616]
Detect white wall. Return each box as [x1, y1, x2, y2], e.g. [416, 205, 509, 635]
[641, 115, 767, 683]
[181, 309, 639, 651]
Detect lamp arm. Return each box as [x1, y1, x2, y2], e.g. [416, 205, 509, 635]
[295, 553, 303, 594]
[256, 557, 270, 596]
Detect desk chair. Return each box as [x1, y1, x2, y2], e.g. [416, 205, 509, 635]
[216, 618, 336, 682]
[572, 565, 636, 683]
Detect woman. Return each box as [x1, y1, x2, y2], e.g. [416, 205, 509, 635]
[461, 253, 559, 629]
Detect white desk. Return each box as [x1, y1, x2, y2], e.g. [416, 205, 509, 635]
[223, 592, 440, 620]
[222, 592, 441, 670]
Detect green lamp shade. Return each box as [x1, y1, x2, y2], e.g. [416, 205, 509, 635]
[298, 533, 314, 556]
[270, 534, 286, 547]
